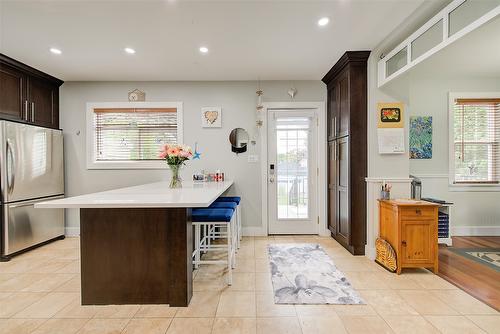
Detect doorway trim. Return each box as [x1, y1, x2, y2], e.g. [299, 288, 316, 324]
[260, 102, 329, 236]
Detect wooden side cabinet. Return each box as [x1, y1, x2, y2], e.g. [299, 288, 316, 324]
[378, 199, 440, 274]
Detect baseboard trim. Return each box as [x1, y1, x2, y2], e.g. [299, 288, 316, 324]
[242, 226, 267, 237]
[365, 246, 376, 260]
[452, 226, 500, 236]
[65, 227, 80, 237]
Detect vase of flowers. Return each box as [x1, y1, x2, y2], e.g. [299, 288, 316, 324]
[158, 144, 193, 188]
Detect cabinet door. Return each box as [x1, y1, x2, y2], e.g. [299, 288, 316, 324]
[336, 137, 349, 243]
[327, 141, 337, 234]
[338, 71, 349, 137]
[28, 77, 59, 128]
[327, 89, 336, 140]
[401, 220, 435, 264]
[328, 84, 340, 139]
[0, 64, 27, 121]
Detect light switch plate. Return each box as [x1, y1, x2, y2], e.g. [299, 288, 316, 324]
[248, 155, 259, 163]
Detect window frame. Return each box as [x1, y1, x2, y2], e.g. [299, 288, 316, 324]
[86, 102, 183, 170]
[448, 92, 500, 191]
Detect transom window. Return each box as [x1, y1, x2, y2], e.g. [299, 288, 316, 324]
[86, 102, 183, 169]
[449, 94, 499, 187]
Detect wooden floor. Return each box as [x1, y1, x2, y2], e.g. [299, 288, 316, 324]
[438, 236, 500, 311]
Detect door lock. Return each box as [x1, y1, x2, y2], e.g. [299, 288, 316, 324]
[269, 164, 275, 183]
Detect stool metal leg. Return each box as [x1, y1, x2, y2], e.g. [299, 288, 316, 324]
[194, 224, 201, 269]
[227, 223, 232, 285]
[237, 205, 242, 247]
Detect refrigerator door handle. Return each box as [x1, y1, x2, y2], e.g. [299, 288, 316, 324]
[6, 139, 15, 194]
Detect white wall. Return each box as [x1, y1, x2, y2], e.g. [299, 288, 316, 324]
[60, 81, 326, 235]
[408, 72, 500, 234]
[364, 0, 460, 257]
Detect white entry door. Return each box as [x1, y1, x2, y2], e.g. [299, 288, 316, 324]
[268, 110, 318, 234]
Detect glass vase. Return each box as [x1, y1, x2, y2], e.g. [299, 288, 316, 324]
[168, 164, 182, 189]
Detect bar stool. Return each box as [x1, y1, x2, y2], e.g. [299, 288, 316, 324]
[192, 208, 236, 285]
[208, 202, 238, 250]
[215, 197, 241, 248]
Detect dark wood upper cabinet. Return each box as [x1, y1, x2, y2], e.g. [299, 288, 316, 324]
[28, 76, 59, 128]
[338, 72, 349, 137]
[322, 51, 370, 255]
[0, 54, 63, 129]
[0, 64, 27, 122]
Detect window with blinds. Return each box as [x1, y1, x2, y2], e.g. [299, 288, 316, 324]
[93, 107, 179, 163]
[452, 98, 499, 185]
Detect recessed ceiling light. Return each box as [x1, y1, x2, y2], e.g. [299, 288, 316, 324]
[50, 48, 62, 55]
[199, 46, 209, 54]
[124, 47, 136, 54]
[318, 17, 330, 27]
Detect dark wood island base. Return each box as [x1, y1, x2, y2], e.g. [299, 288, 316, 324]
[80, 207, 193, 307]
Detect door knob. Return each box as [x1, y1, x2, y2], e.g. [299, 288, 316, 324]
[269, 177, 275, 183]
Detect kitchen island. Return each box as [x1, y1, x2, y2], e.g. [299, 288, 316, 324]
[36, 180, 233, 307]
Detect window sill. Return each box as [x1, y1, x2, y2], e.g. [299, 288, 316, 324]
[87, 161, 167, 170]
[448, 184, 500, 192]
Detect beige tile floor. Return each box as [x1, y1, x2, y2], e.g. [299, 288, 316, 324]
[0, 236, 498, 334]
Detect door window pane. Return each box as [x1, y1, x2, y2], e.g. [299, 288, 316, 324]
[275, 117, 310, 219]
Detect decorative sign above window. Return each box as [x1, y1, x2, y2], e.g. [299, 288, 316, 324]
[128, 89, 146, 102]
[201, 106, 222, 128]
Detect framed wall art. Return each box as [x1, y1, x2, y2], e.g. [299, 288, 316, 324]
[377, 102, 404, 128]
[409, 116, 433, 159]
[201, 106, 222, 128]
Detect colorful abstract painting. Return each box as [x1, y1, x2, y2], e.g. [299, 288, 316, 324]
[409, 116, 432, 159]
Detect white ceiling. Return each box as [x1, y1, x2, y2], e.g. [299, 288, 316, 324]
[0, 0, 430, 81]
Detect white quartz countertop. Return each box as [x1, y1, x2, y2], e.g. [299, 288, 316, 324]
[35, 180, 234, 209]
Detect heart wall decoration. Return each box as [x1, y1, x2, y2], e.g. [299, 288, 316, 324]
[201, 107, 222, 128]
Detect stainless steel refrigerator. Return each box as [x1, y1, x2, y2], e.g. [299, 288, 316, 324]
[0, 120, 64, 261]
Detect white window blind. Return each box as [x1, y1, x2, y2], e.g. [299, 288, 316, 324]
[94, 108, 178, 162]
[453, 98, 500, 184]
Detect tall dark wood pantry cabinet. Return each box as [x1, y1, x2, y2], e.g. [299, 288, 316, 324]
[322, 51, 370, 255]
[0, 54, 63, 129]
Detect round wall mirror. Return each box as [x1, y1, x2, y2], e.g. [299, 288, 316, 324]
[229, 128, 249, 153]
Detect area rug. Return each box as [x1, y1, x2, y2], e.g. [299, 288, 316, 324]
[448, 248, 500, 272]
[267, 243, 364, 305]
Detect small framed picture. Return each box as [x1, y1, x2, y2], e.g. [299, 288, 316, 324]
[377, 102, 404, 128]
[201, 107, 222, 128]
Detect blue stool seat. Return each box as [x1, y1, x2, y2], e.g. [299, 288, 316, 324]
[210, 201, 238, 210]
[192, 208, 234, 222]
[216, 196, 241, 205]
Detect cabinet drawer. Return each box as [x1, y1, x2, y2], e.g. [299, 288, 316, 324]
[400, 207, 435, 220]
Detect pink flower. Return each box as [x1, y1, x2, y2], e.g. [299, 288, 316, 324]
[179, 150, 191, 158]
[167, 147, 180, 156]
[158, 151, 168, 159]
